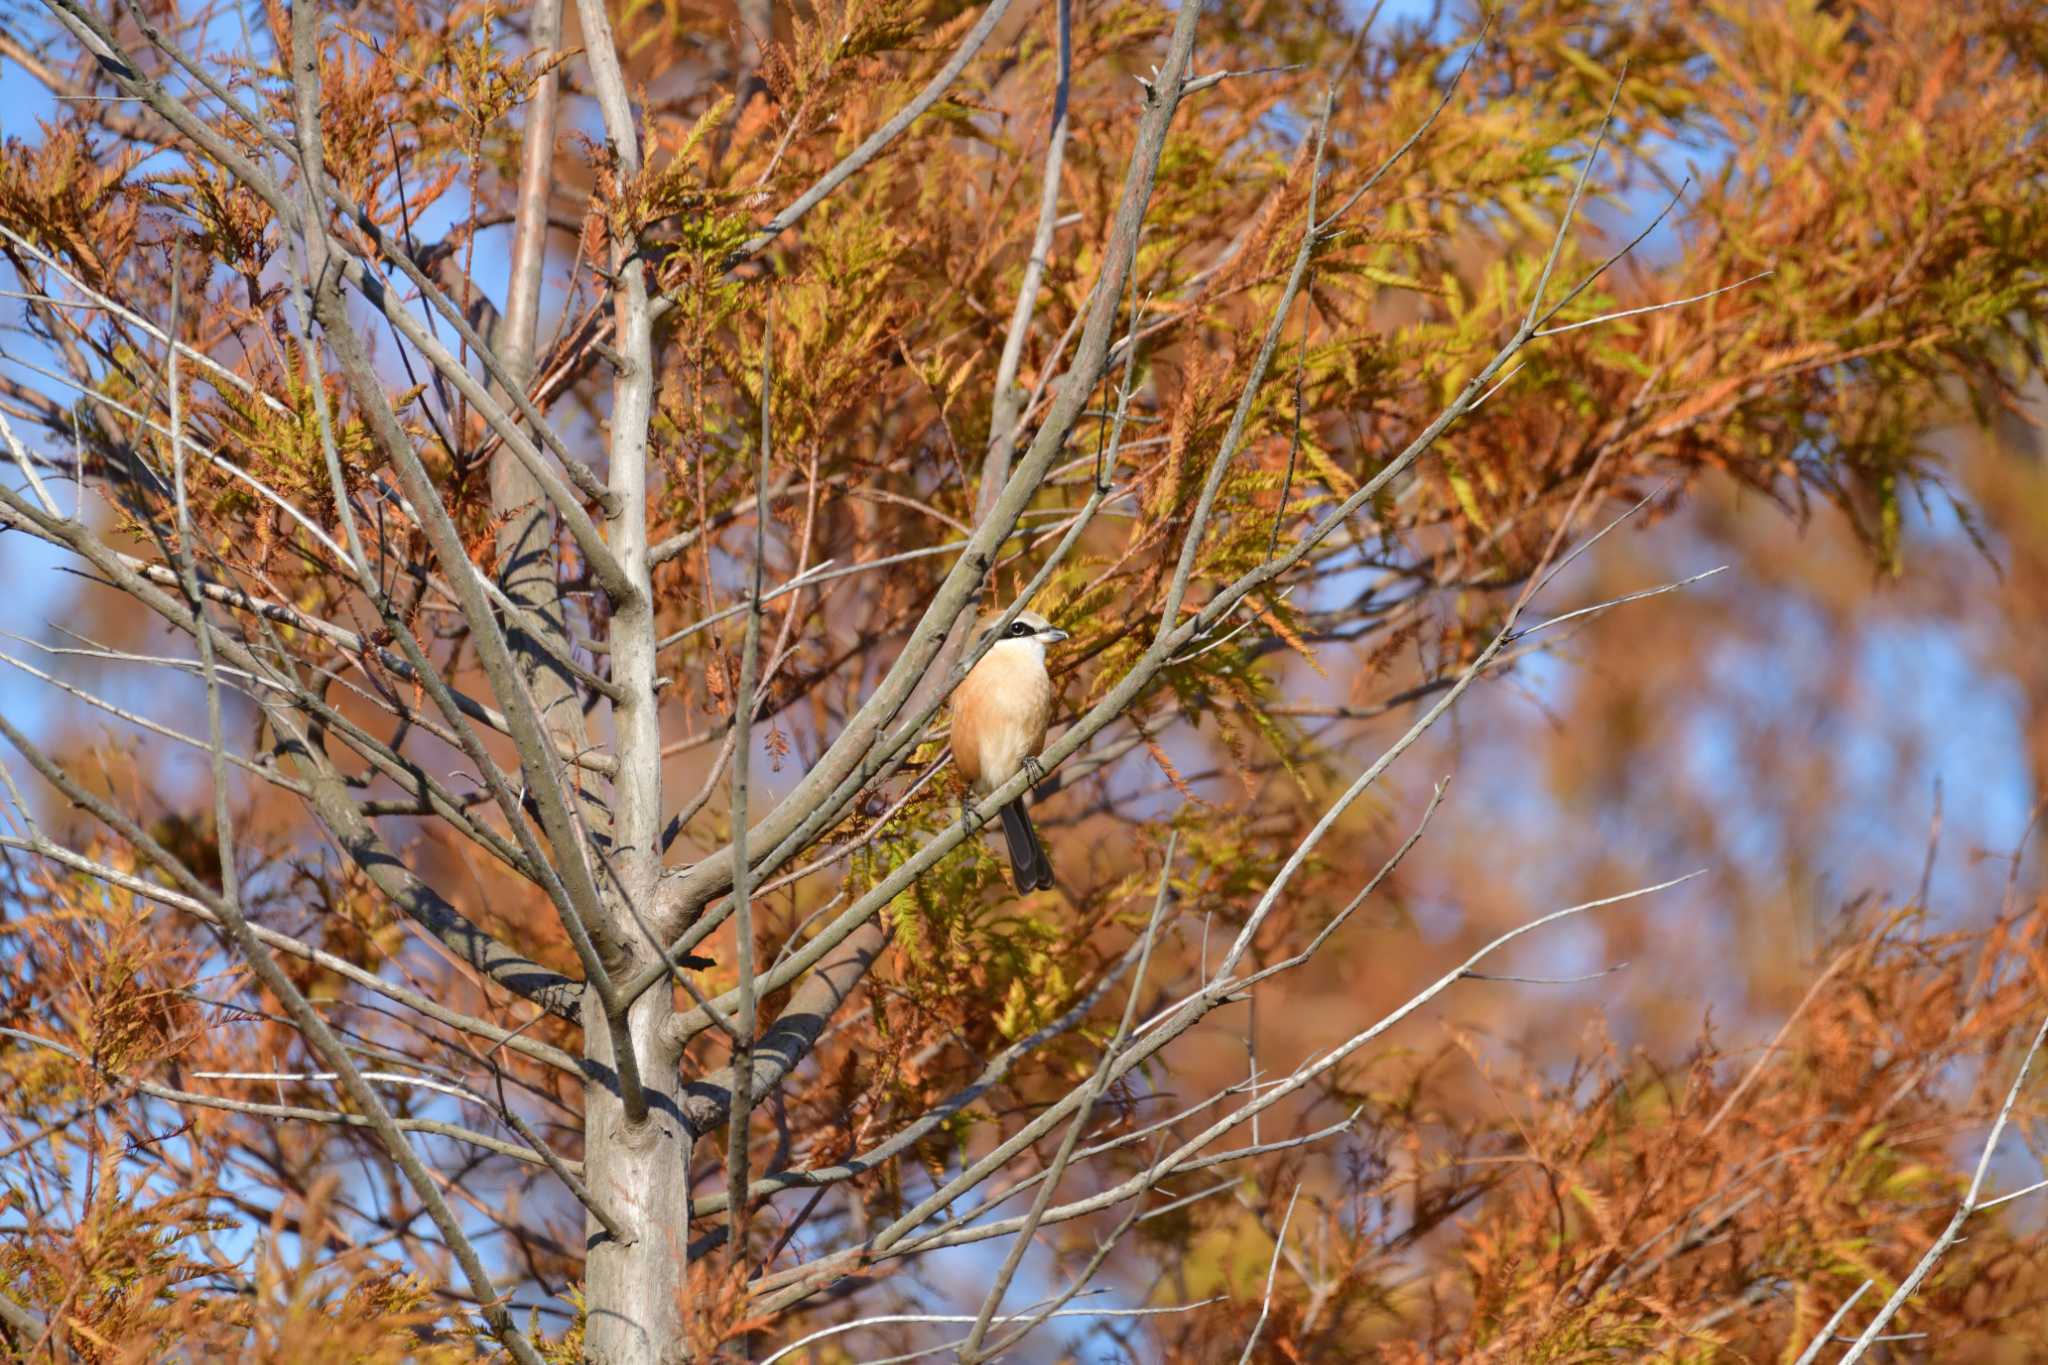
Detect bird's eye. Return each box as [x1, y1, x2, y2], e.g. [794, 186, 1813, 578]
[1008, 621, 1033, 637]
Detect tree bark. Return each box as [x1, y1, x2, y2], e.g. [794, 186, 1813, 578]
[573, 0, 688, 1353]
[582, 990, 691, 1363]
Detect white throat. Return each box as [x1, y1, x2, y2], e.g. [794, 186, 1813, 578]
[985, 635, 1048, 671]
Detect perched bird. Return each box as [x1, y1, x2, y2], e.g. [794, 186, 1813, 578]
[950, 609, 1069, 892]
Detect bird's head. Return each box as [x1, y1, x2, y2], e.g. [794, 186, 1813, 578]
[977, 608, 1069, 662]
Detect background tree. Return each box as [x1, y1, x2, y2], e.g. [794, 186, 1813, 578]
[0, 0, 2045, 1361]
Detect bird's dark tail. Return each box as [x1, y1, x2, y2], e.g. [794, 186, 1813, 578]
[998, 799, 1055, 893]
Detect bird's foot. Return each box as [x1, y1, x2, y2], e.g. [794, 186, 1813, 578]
[959, 799, 986, 835]
[1020, 755, 1048, 792]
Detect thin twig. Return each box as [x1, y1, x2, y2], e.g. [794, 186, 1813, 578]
[720, 0, 1021, 269]
[724, 313, 773, 1262]
[1239, 1183, 1304, 1363]
[958, 833, 1178, 1360]
[1830, 1012, 2048, 1363]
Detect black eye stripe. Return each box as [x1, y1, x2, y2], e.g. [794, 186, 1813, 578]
[1009, 621, 1032, 636]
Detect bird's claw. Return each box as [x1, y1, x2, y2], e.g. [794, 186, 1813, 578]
[1020, 756, 1047, 792]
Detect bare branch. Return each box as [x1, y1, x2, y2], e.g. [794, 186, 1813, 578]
[636, 0, 1209, 973]
[724, 315, 774, 1261]
[686, 927, 1157, 1217]
[0, 486, 586, 1017]
[981, 0, 1073, 515]
[1158, 87, 1332, 634]
[1829, 1011, 2048, 1364]
[0, 1028, 553, 1168]
[958, 832, 1176, 1361]
[1791, 1282, 1873, 1365]
[754, 1300, 1223, 1365]
[0, 830, 578, 1072]
[1524, 65, 1628, 332]
[138, 213, 542, 1360]
[752, 874, 1700, 1312]
[721, 0, 1023, 270]
[1318, 18, 1489, 232]
[1238, 1183, 1303, 1364]
[1533, 270, 1776, 337]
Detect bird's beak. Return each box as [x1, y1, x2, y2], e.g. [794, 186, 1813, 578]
[1040, 627, 1070, 643]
